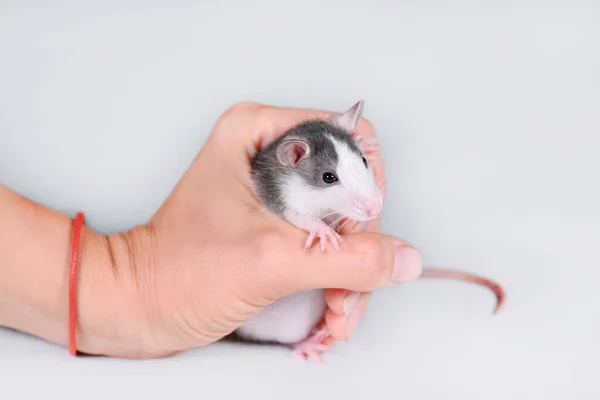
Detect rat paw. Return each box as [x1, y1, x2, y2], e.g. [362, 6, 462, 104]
[310, 327, 331, 343]
[291, 328, 332, 363]
[304, 224, 344, 251]
[354, 135, 380, 156]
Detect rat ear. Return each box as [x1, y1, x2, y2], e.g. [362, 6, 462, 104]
[276, 139, 311, 167]
[328, 100, 364, 133]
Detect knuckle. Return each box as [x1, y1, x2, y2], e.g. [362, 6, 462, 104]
[226, 101, 261, 114]
[353, 236, 387, 284]
[212, 101, 264, 140]
[218, 101, 263, 124]
[355, 235, 383, 257]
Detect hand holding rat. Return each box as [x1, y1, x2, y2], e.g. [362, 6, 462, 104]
[236, 100, 392, 360]
[0, 102, 423, 359]
[133, 102, 423, 357]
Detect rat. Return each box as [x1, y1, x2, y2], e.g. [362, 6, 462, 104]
[235, 100, 505, 363]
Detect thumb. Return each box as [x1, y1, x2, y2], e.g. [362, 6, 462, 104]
[274, 231, 423, 296]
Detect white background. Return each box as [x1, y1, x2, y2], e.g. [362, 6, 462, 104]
[1, 1, 599, 399]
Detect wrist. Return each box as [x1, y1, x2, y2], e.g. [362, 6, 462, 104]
[0, 186, 157, 358]
[98, 226, 171, 358]
[61, 224, 168, 358]
[73, 228, 148, 357]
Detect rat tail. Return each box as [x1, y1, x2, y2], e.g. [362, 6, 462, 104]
[419, 267, 506, 314]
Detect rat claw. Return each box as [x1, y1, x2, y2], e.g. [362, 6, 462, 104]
[313, 343, 332, 352]
[292, 351, 307, 360]
[305, 224, 344, 252]
[327, 230, 342, 252]
[332, 236, 341, 252]
[304, 232, 316, 249]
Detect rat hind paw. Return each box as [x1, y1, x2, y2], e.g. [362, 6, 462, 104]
[304, 224, 344, 251]
[291, 328, 332, 363]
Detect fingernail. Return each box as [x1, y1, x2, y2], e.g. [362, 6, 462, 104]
[346, 306, 363, 338]
[392, 245, 423, 283]
[343, 291, 360, 317]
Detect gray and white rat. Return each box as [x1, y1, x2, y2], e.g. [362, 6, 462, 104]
[235, 101, 505, 363]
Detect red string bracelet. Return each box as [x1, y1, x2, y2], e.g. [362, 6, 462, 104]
[69, 211, 85, 356]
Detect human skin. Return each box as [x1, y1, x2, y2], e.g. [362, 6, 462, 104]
[0, 102, 423, 358]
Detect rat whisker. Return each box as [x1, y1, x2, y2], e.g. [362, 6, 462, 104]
[335, 218, 353, 233]
[322, 208, 352, 221]
[321, 208, 354, 226]
[328, 215, 345, 226]
[327, 217, 347, 230]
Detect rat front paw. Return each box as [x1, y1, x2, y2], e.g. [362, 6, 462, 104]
[304, 224, 344, 251]
[354, 135, 380, 160]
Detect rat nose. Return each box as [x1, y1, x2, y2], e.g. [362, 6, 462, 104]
[364, 198, 381, 217]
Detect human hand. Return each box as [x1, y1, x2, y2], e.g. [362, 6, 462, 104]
[0, 102, 422, 358]
[99, 102, 422, 358]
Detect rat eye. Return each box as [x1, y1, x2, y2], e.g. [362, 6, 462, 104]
[362, 156, 368, 168]
[322, 172, 338, 184]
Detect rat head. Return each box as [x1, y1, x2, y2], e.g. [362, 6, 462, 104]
[275, 100, 383, 222]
